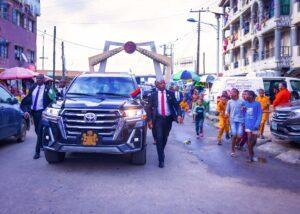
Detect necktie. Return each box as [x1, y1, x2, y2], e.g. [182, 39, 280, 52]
[161, 91, 166, 117]
[32, 86, 41, 111]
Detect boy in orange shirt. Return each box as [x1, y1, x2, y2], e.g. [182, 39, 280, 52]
[180, 97, 189, 120]
[217, 95, 230, 145]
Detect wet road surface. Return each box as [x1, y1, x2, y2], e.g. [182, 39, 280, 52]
[0, 115, 299, 214]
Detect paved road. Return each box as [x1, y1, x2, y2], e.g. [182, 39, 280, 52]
[0, 116, 299, 214]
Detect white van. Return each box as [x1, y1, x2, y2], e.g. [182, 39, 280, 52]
[209, 76, 300, 113]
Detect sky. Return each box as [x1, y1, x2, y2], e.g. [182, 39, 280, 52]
[37, 0, 221, 75]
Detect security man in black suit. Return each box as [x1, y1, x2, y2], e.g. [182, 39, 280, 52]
[147, 79, 183, 168]
[21, 74, 52, 159]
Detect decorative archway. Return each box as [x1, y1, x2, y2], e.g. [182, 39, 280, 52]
[88, 41, 172, 82]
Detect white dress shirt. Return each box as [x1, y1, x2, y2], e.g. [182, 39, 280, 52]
[157, 90, 171, 116]
[175, 91, 180, 101]
[31, 84, 45, 111]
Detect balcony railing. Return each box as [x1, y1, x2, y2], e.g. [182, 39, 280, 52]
[263, 48, 275, 59]
[281, 46, 291, 57]
[253, 52, 259, 62]
[245, 58, 250, 66]
[233, 61, 239, 68]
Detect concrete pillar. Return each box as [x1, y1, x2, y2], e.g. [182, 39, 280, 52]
[291, 25, 297, 56]
[240, 15, 244, 36]
[275, 27, 282, 62]
[259, 35, 264, 60]
[240, 45, 245, 66]
[274, 0, 280, 19]
[258, 0, 264, 24]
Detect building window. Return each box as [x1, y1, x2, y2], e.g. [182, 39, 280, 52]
[12, 9, 21, 26]
[280, 0, 290, 15]
[27, 50, 35, 63]
[0, 3, 9, 20]
[0, 40, 8, 59]
[28, 19, 34, 32]
[15, 46, 24, 61]
[23, 17, 27, 29]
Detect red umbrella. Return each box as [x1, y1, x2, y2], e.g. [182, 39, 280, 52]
[0, 67, 38, 80]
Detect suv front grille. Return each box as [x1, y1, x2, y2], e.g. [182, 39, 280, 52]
[61, 109, 120, 139]
[272, 110, 291, 122]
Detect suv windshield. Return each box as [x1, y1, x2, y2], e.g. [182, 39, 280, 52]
[68, 76, 136, 97]
[291, 80, 300, 93]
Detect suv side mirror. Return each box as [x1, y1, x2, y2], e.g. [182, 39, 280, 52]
[7, 97, 19, 105]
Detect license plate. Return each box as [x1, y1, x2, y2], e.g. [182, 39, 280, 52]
[271, 122, 278, 130]
[81, 130, 98, 146]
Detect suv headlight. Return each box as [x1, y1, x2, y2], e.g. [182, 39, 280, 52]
[43, 107, 61, 120]
[123, 109, 146, 120]
[290, 109, 300, 117]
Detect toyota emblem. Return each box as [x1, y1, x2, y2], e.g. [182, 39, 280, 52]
[84, 113, 97, 122]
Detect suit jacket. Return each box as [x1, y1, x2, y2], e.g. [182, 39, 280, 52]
[174, 91, 184, 103]
[147, 89, 182, 123]
[20, 84, 52, 113]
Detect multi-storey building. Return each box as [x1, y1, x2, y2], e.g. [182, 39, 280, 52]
[0, 0, 40, 69]
[219, 0, 300, 77]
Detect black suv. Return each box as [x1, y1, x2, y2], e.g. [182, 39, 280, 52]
[271, 101, 300, 144]
[41, 72, 147, 165]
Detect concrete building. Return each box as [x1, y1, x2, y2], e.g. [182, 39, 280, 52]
[219, 0, 300, 77]
[0, 0, 40, 70]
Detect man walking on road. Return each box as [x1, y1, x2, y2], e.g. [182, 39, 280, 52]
[21, 74, 52, 159]
[147, 79, 183, 168]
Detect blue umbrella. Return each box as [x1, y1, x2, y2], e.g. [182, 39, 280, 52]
[180, 70, 193, 80]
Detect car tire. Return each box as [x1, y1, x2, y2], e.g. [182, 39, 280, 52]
[45, 149, 65, 164]
[16, 120, 27, 143]
[131, 146, 146, 165]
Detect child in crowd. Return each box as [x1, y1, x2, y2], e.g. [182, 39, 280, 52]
[217, 95, 230, 145]
[237, 90, 249, 150]
[226, 88, 245, 157]
[179, 97, 189, 120]
[194, 98, 206, 138]
[243, 90, 262, 162]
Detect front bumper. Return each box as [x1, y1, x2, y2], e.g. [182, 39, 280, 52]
[270, 121, 300, 143]
[41, 117, 147, 154]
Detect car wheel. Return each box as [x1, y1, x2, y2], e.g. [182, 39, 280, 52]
[16, 120, 27, 143]
[131, 146, 146, 165]
[44, 149, 65, 164]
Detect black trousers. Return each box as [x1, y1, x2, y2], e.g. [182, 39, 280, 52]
[32, 110, 43, 154]
[153, 116, 173, 163]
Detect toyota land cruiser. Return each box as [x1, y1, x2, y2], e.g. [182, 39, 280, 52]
[41, 72, 147, 165]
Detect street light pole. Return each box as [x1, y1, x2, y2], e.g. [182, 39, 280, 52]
[216, 14, 221, 77]
[190, 9, 207, 75]
[196, 11, 201, 75]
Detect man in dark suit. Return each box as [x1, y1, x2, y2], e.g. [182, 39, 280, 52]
[147, 79, 183, 168]
[174, 85, 183, 103]
[21, 74, 52, 159]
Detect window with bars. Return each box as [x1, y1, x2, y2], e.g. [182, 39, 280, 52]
[14, 46, 24, 61]
[27, 50, 35, 63]
[0, 41, 8, 59]
[12, 9, 21, 26]
[280, 0, 290, 15]
[0, 3, 9, 20]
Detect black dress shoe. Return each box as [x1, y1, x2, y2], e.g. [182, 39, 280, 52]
[159, 162, 164, 168]
[33, 153, 40, 159]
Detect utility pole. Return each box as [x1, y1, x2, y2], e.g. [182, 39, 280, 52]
[61, 41, 66, 78]
[162, 44, 166, 75]
[39, 30, 47, 70]
[52, 26, 56, 84]
[215, 13, 221, 76]
[190, 9, 206, 75]
[203, 52, 206, 75]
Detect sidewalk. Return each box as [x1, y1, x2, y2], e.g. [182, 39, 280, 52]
[206, 114, 300, 165]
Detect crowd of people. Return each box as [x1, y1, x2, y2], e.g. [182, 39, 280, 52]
[152, 80, 296, 165]
[215, 82, 293, 162]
